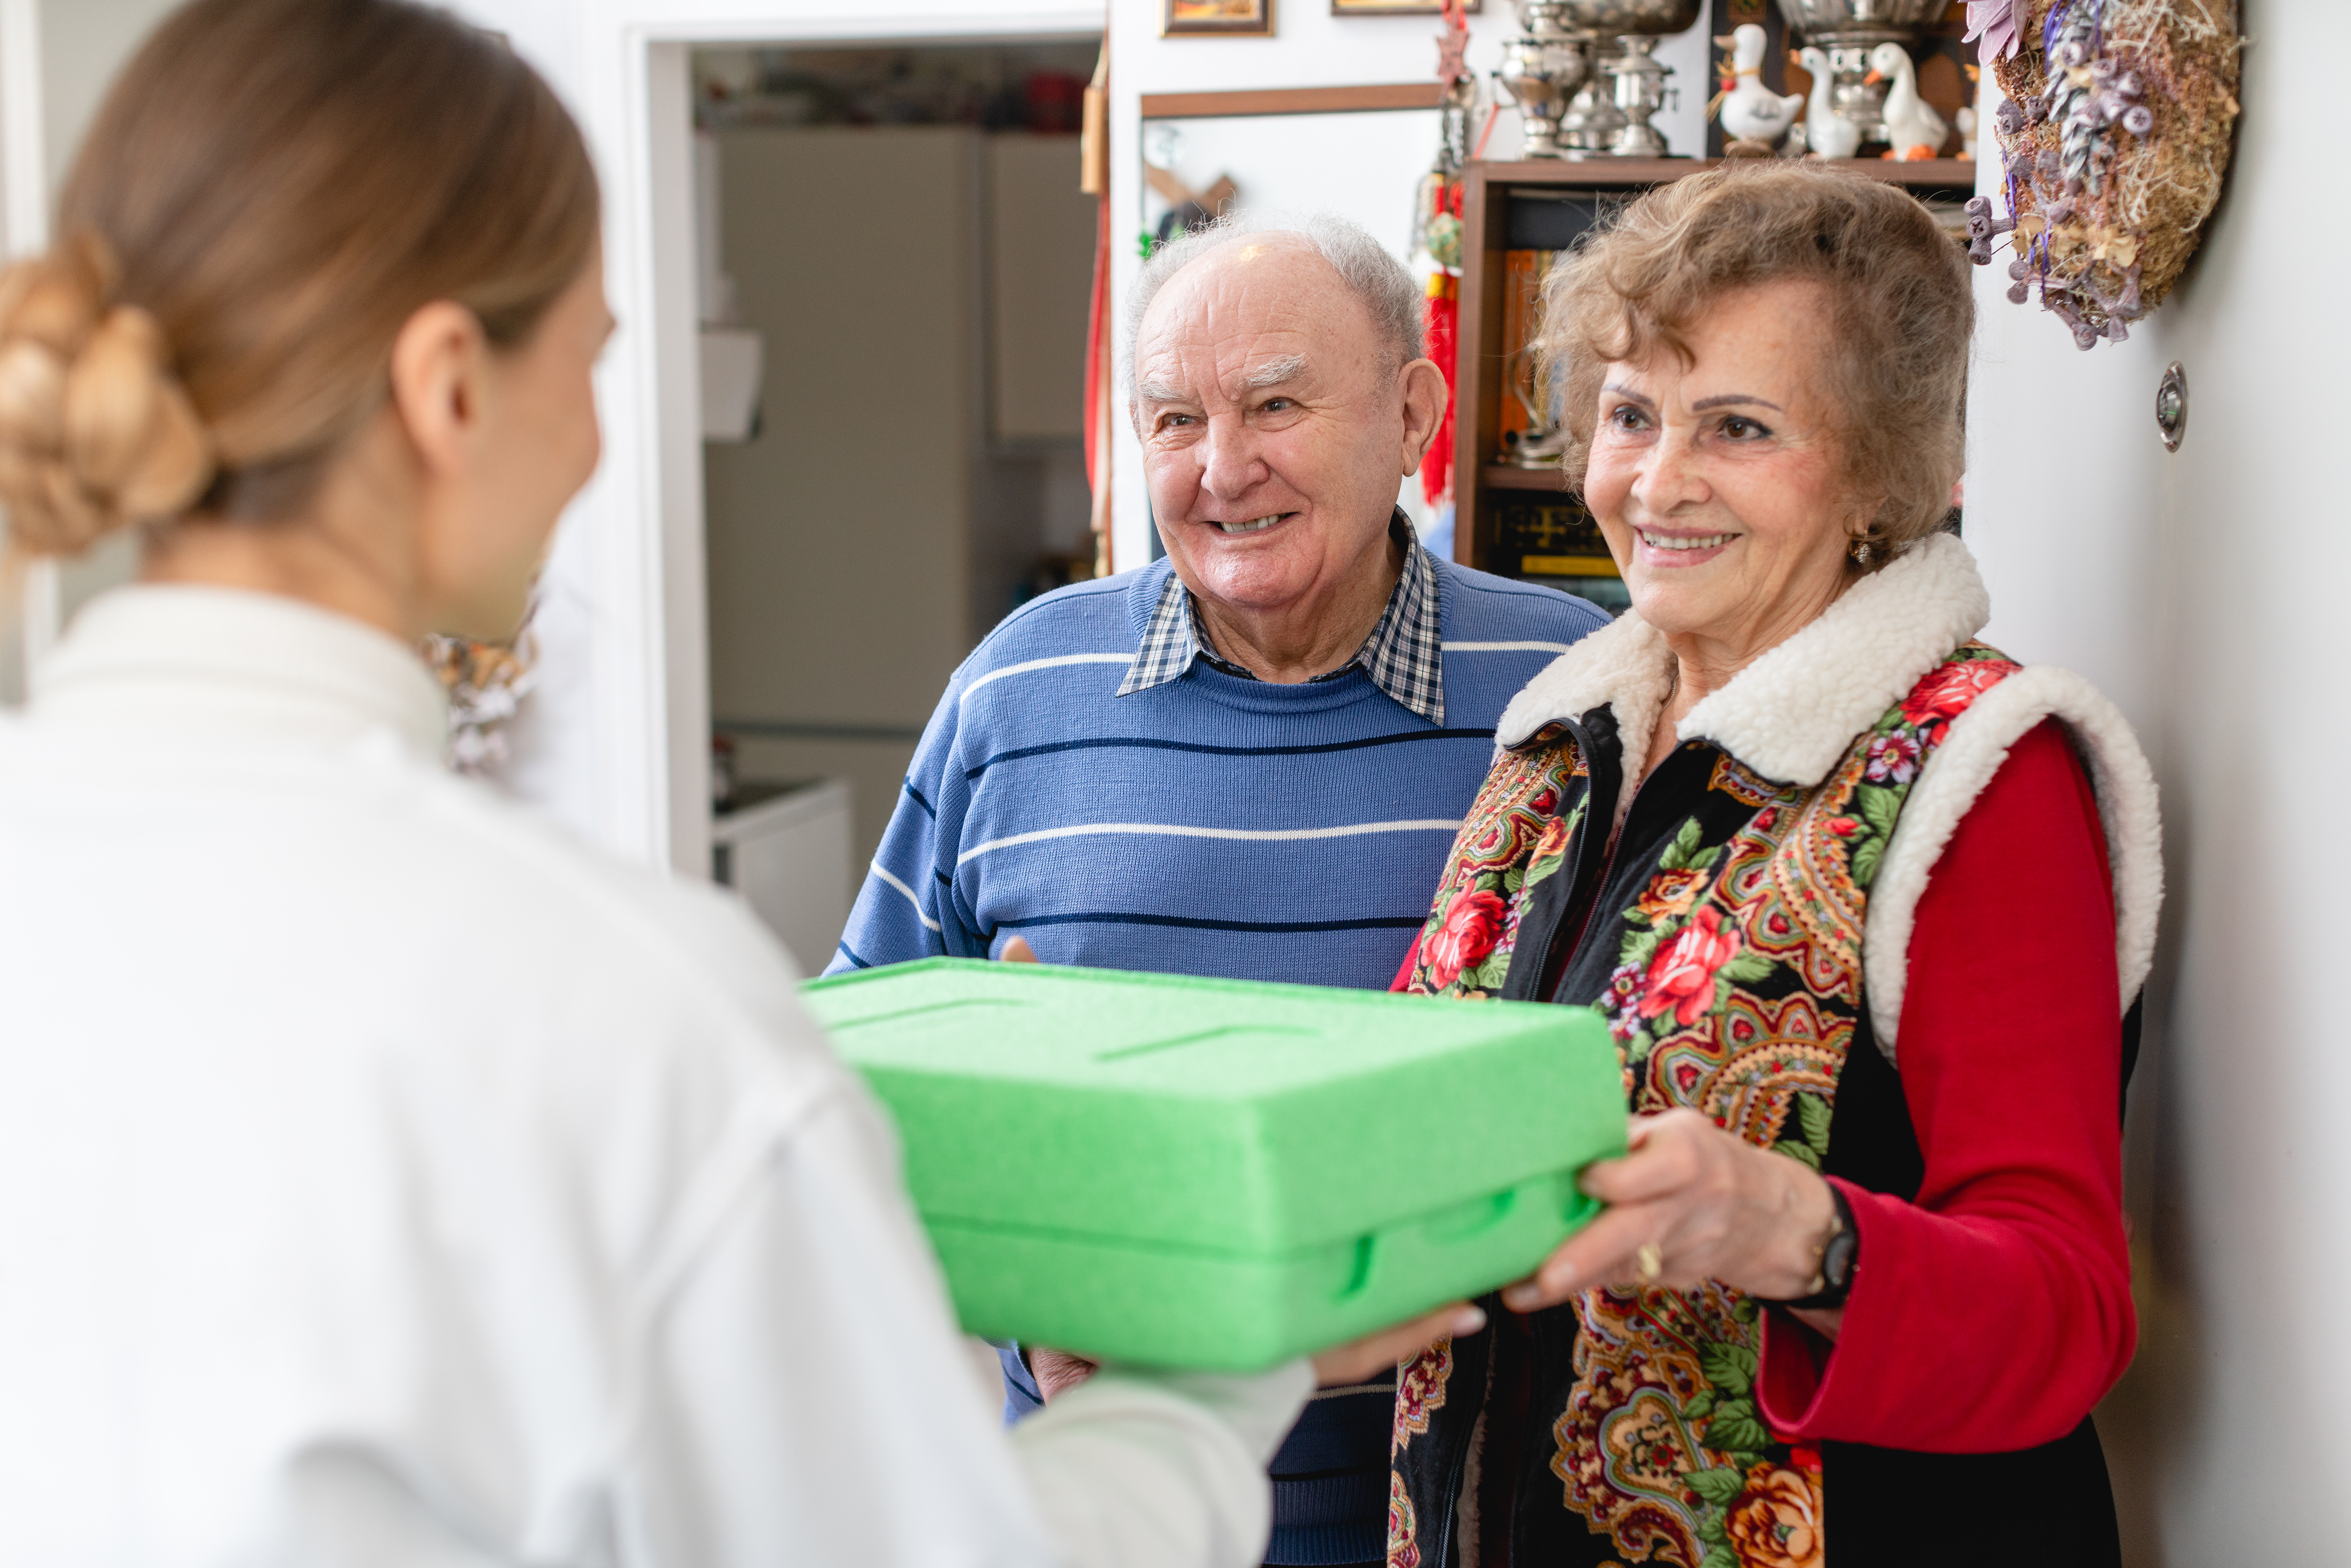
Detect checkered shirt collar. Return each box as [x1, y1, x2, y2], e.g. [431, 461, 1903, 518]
[1116, 509, 1445, 725]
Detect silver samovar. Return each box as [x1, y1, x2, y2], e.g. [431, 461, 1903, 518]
[1773, 0, 1945, 148]
[1493, 2, 1597, 158]
[1559, 0, 1700, 158]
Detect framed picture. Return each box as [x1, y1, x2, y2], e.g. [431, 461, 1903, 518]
[1163, 0, 1274, 36]
[1329, 0, 1478, 12]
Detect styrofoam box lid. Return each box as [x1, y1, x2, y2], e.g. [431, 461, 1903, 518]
[803, 959, 1624, 1257]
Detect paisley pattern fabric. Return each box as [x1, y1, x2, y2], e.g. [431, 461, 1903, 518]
[1388, 643, 2021, 1568]
[1405, 730, 1585, 997]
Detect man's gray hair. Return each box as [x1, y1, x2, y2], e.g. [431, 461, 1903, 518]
[1125, 210, 1426, 391]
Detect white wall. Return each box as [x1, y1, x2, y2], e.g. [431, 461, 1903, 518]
[1962, 5, 2345, 1559]
[1104, 0, 1710, 570]
[1139, 107, 1442, 259]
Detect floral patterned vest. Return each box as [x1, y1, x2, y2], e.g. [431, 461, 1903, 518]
[1386, 643, 2035, 1568]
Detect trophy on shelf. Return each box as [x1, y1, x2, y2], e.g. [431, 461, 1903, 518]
[1495, 0, 1703, 159]
[1502, 352, 1569, 467]
[1773, 0, 1945, 151]
[1498, 251, 1565, 468]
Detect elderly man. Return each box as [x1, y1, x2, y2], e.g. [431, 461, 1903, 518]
[827, 212, 1607, 1566]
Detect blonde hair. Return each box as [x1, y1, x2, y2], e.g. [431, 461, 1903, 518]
[0, 0, 599, 557]
[1539, 164, 1971, 558]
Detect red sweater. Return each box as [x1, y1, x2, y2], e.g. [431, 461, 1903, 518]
[1756, 719, 2136, 1449]
[1392, 720, 2137, 1452]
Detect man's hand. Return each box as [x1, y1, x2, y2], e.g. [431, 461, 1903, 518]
[999, 936, 1040, 963]
[1310, 1302, 1485, 1387]
[1030, 1347, 1100, 1403]
[1029, 1301, 1483, 1404]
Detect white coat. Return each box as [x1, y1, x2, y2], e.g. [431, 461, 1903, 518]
[0, 585, 1309, 1566]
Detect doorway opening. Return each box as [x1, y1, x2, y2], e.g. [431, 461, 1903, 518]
[692, 38, 1102, 969]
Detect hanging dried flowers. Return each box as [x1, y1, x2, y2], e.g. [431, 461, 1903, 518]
[1973, 0, 2241, 349]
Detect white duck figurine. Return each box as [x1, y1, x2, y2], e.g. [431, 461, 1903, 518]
[1866, 41, 1949, 159]
[1715, 24, 1805, 148]
[1795, 45, 1861, 159]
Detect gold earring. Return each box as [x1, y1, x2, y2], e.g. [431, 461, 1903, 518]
[1851, 537, 1872, 567]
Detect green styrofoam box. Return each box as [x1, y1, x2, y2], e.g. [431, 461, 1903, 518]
[802, 958, 1625, 1372]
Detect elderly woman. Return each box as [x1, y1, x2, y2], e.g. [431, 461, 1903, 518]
[1386, 166, 2159, 1567]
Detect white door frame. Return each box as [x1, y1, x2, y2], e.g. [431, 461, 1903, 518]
[454, 1, 1105, 876]
[0, 0, 58, 679]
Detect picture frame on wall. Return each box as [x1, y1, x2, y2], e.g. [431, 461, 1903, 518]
[1329, 0, 1476, 11]
[1163, 0, 1275, 36]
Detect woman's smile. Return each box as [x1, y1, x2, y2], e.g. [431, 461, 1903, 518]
[1632, 525, 1739, 566]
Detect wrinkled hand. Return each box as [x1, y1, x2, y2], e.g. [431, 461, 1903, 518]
[1029, 1303, 1482, 1404]
[1311, 1302, 1486, 1388]
[1502, 1109, 1835, 1313]
[1033, 1301, 1485, 1404]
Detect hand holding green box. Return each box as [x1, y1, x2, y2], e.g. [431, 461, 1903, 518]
[802, 959, 1626, 1372]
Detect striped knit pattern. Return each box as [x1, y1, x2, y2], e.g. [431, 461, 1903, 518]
[829, 555, 1608, 993]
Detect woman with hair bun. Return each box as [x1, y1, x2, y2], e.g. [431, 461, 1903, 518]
[0, 3, 1465, 1563]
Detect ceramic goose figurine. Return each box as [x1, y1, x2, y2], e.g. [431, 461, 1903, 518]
[1866, 41, 1949, 159]
[1795, 45, 1861, 159]
[1717, 24, 1806, 148]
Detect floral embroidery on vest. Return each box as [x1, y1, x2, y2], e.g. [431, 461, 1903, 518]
[1391, 645, 2020, 1568]
[1386, 1472, 1422, 1568]
[1384, 1324, 1455, 1566]
[1407, 726, 1585, 998]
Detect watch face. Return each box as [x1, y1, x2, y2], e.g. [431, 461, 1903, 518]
[1824, 1226, 1859, 1290]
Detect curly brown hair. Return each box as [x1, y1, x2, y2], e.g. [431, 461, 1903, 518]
[1538, 164, 1971, 559]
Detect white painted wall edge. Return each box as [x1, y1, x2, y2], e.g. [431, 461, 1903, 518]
[0, 0, 56, 680]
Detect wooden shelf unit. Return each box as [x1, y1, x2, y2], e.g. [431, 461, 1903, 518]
[1449, 158, 1978, 586]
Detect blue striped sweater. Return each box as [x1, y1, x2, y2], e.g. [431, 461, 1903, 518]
[824, 552, 1606, 1565]
[830, 554, 1607, 986]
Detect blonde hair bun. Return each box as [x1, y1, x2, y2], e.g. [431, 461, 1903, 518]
[0, 231, 213, 556]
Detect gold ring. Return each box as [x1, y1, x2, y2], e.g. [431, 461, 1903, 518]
[1636, 1242, 1664, 1283]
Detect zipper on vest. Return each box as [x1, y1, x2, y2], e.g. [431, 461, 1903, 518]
[1541, 732, 1710, 1004]
[1524, 710, 1625, 1003]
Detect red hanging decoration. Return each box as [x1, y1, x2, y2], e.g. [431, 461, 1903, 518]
[1080, 45, 1113, 575]
[1422, 249, 1459, 510]
[1418, 0, 1473, 512]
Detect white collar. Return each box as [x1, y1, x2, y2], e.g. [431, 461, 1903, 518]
[31, 585, 449, 761]
[1494, 532, 1991, 788]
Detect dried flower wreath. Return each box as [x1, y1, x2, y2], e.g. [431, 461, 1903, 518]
[1961, 0, 2241, 349]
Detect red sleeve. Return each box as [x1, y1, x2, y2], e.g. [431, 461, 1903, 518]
[1755, 720, 2137, 1452]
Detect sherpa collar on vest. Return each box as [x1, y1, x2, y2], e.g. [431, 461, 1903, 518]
[1489, 532, 2161, 1060]
[1493, 532, 1991, 788]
